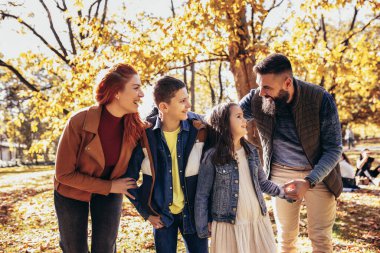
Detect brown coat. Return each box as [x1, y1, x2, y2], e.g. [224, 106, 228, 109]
[54, 105, 143, 202]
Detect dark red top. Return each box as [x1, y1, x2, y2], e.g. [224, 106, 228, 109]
[98, 107, 124, 179]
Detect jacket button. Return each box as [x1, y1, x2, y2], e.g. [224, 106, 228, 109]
[234, 194, 238, 197]
[169, 203, 172, 205]
[223, 170, 226, 173]
[231, 220, 235, 224]
[180, 170, 182, 173]
[233, 208, 237, 212]
[234, 167, 238, 170]
[170, 187, 172, 189]
[169, 170, 172, 173]
[183, 215, 187, 218]
[182, 186, 184, 188]
[178, 155, 181, 158]
[235, 180, 238, 184]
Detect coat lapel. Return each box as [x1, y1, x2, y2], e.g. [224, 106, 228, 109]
[83, 105, 105, 170]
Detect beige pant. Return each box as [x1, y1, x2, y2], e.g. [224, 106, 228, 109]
[270, 163, 336, 253]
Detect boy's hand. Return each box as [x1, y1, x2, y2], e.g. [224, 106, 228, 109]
[148, 215, 164, 229]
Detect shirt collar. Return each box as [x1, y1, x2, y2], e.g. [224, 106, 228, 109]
[152, 116, 190, 132]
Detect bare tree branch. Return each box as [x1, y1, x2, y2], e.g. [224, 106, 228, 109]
[258, 0, 285, 40]
[167, 57, 228, 71]
[54, 0, 65, 11]
[170, 0, 176, 18]
[100, 0, 108, 26]
[39, 0, 68, 57]
[0, 59, 39, 92]
[94, 0, 102, 19]
[198, 70, 216, 106]
[250, 5, 255, 40]
[0, 11, 70, 65]
[320, 15, 332, 51]
[66, 17, 77, 54]
[54, 0, 77, 54]
[341, 12, 379, 47]
[88, 0, 99, 20]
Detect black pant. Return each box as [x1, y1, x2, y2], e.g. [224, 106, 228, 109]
[153, 213, 208, 253]
[54, 191, 123, 253]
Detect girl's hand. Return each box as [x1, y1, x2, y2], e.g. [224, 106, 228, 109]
[148, 215, 164, 229]
[208, 222, 212, 237]
[110, 178, 137, 199]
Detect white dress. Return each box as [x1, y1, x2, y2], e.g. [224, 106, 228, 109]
[210, 148, 277, 253]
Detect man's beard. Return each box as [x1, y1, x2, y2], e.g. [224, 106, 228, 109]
[262, 89, 290, 116]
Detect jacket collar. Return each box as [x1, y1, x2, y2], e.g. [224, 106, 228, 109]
[81, 104, 141, 179]
[152, 115, 190, 132]
[82, 105, 103, 133]
[82, 104, 140, 133]
[291, 78, 301, 110]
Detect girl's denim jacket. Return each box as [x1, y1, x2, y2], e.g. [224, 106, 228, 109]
[194, 142, 284, 238]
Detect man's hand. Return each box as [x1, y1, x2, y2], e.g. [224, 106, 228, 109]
[148, 215, 164, 229]
[284, 179, 311, 200]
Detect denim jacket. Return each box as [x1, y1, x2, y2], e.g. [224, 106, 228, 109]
[194, 141, 283, 238]
[126, 111, 206, 234]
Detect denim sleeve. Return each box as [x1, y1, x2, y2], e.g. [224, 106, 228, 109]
[255, 150, 281, 197]
[239, 89, 256, 120]
[195, 150, 215, 238]
[306, 91, 343, 185]
[125, 143, 151, 220]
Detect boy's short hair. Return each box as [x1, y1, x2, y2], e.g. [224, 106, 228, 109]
[153, 76, 186, 105]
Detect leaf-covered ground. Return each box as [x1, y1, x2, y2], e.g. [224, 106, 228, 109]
[0, 166, 379, 253]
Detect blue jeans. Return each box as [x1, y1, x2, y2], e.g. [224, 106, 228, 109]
[54, 190, 123, 253]
[153, 213, 208, 253]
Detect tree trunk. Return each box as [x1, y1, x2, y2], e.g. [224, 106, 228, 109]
[183, 59, 188, 89]
[227, 5, 261, 151]
[190, 61, 195, 111]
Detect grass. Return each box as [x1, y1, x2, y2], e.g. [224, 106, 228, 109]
[0, 166, 379, 252]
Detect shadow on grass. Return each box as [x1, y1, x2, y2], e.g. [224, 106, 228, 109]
[334, 192, 380, 249]
[0, 165, 54, 175]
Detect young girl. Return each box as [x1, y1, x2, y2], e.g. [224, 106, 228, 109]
[195, 102, 286, 253]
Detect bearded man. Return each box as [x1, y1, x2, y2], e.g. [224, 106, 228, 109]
[239, 53, 343, 253]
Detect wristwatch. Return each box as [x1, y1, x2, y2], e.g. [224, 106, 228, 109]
[304, 177, 316, 188]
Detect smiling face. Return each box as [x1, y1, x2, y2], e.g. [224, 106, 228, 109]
[159, 87, 191, 121]
[257, 73, 292, 115]
[229, 105, 248, 140]
[115, 74, 144, 114]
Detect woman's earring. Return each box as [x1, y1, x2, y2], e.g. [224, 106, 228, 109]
[116, 96, 120, 100]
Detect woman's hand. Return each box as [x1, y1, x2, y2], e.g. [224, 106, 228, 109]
[208, 222, 212, 237]
[110, 178, 137, 199]
[148, 215, 164, 229]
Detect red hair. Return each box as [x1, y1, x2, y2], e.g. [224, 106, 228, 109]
[95, 63, 145, 144]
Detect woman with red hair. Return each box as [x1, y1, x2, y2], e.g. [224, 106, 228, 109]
[54, 63, 145, 253]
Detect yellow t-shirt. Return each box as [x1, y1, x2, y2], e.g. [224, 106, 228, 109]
[163, 127, 185, 214]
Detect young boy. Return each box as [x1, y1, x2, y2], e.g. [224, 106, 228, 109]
[127, 76, 208, 253]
